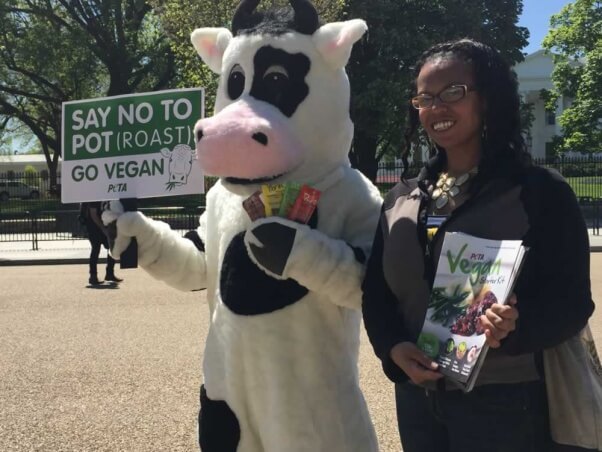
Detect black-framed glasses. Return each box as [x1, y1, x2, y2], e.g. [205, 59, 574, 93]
[411, 84, 474, 110]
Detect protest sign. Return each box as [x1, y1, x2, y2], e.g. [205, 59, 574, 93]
[61, 88, 204, 203]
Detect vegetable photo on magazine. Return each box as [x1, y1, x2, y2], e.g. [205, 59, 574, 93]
[417, 232, 527, 392]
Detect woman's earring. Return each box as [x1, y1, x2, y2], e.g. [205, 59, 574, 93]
[481, 124, 488, 143]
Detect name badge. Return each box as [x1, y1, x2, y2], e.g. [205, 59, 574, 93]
[426, 215, 448, 241]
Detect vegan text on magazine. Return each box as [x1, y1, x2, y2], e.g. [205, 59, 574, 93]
[417, 232, 527, 392]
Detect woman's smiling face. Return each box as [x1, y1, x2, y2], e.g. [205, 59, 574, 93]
[416, 56, 485, 156]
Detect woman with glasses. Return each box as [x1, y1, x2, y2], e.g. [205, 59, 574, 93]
[362, 38, 595, 451]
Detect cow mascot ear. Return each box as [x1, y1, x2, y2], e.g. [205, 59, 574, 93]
[190, 28, 233, 74]
[313, 19, 367, 69]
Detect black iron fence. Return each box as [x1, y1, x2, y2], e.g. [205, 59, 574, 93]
[0, 207, 204, 250]
[375, 156, 601, 234]
[1, 155, 600, 248]
[375, 156, 602, 196]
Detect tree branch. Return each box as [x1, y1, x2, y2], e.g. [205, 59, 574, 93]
[0, 97, 58, 151]
[0, 84, 62, 104]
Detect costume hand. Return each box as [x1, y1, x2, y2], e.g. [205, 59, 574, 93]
[244, 217, 307, 279]
[390, 342, 443, 385]
[480, 293, 518, 348]
[101, 200, 134, 259]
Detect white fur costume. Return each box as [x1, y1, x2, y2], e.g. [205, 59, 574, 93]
[104, 1, 382, 450]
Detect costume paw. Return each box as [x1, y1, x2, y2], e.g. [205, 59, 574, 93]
[244, 217, 307, 278]
[100, 200, 125, 226]
[101, 201, 144, 259]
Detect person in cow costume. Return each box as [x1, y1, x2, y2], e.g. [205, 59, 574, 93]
[103, 0, 382, 450]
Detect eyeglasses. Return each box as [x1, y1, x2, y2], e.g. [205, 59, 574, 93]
[411, 84, 474, 110]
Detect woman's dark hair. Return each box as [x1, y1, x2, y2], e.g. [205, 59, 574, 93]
[402, 38, 531, 182]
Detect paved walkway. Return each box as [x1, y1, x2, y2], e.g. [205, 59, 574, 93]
[2, 229, 602, 265]
[1, 257, 601, 451]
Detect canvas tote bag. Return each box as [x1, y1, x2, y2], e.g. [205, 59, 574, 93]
[543, 325, 602, 450]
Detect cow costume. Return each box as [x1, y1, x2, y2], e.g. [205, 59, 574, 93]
[103, 0, 382, 450]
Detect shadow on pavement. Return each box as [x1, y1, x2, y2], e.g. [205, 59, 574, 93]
[86, 282, 121, 290]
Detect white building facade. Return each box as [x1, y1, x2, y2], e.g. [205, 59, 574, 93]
[0, 154, 60, 174]
[513, 50, 570, 160]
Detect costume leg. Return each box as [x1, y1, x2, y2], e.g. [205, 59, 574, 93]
[198, 385, 240, 452]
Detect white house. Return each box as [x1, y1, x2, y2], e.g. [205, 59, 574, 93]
[0, 154, 61, 174]
[514, 49, 572, 159]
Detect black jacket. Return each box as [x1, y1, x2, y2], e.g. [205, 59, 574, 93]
[362, 163, 595, 384]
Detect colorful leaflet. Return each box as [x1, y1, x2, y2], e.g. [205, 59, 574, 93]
[278, 182, 301, 217]
[242, 191, 266, 221]
[261, 184, 286, 216]
[287, 185, 321, 224]
[243, 183, 321, 224]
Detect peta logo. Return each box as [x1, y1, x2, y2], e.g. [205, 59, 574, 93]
[160, 144, 196, 191]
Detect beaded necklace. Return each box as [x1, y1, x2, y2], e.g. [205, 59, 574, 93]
[431, 168, 477, 210]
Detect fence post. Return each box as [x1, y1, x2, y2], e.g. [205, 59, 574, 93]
[30, 211, 38, 251]
[592, 198, 602, 235]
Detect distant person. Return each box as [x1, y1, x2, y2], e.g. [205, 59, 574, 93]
[81, 202, 122, 286]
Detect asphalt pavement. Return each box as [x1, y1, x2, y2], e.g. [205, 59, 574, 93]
[0, 237, 601, 452]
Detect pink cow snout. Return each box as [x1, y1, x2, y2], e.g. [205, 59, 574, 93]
[194, 99, 304, 180]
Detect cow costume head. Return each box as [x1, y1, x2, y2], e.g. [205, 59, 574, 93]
[191, 0, 367, 193]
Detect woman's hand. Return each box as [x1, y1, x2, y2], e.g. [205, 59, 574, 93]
[480, 293, 519, 348]
[390, 342, 443, 385]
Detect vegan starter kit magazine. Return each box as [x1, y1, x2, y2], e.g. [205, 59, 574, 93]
[417, 232, 527, 392]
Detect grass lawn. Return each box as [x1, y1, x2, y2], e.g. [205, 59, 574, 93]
[566, 177, 602, 199]
[378, 177, 602, 199]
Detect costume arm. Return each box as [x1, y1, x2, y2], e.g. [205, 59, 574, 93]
[281, 221, 369, 309]
[245, 217, 366, 309]
[502, 172, 594, 354]
[104, 207, 208, 292]
[361, 216, 410, 383]
[244, 180, 382, 310]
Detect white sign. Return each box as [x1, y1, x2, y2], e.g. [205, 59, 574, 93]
[61, 88, 205, 203]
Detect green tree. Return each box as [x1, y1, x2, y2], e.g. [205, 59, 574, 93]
[0, 0, 176, 187]
[151, 0, 344, 110]
[344, 0, 529, 179]
[543, 0, 602, 154]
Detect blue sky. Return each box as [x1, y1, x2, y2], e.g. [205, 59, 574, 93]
[519, 0, 573, 54]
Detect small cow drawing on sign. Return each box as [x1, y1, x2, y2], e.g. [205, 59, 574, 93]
[160, 144, 195, 191]
[102, 1, 382, 450]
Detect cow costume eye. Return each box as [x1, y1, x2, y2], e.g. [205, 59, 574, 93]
[227, 64, 245, 100]
[263, 65, 289, 89]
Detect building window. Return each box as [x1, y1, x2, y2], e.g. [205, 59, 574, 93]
[546, 109, 556, 125]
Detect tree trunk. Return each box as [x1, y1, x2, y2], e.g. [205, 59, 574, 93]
[351, 128, 379, 182]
